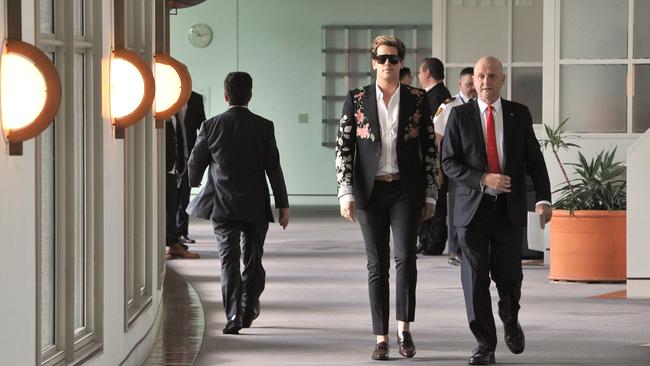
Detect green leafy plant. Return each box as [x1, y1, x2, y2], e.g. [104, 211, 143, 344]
[541, 119, 626, 213]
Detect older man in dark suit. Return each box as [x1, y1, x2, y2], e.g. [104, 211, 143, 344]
[441, 56, 552, 365]
[336, 35, 438, 361]
[187, 71, 289, 335]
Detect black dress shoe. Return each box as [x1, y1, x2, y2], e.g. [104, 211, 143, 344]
[371, 342, 389, 361]
[222, 319, 242, 334]
[242, 302, 260, 328]
[504, 322, 525, 354]
[179, 235, 196, 244]
[469, 345, 495, 365]
[397, 331, 416, 358]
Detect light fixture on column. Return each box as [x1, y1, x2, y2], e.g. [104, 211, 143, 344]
[0, 40, 61, 155]
[110, 48, 155, 138]
[153, 54, 192, 122]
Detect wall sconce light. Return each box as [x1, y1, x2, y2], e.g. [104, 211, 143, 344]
[0, 40, 61, 155]
[154, 54, 192, 123]
[110, 48, 155, 138]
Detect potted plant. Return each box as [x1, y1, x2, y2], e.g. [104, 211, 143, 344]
[541, 119, 627, 282]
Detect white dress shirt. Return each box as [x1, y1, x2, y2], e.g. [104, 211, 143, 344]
[375, 82, 400, 176]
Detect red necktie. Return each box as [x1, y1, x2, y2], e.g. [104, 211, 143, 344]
[486, 105, 500, 174]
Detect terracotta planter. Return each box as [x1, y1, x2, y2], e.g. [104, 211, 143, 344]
[549, 210, 626, 282]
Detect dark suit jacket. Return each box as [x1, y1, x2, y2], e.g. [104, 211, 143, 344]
[165, 119, 176, 173]
[182, 91, 207, 151]
[335, 83, 439, 209]
[441, 99, 551, 228]
[187, 106, 289, 223]
[427, 82, 452, 113]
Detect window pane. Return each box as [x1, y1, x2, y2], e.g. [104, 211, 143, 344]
[560, 65, 627, 133]
[445, 67, 463, 97]
[74, 0, 85, 36]
[634, 0, 650, 58]
[40, 0, 54, 34]
[447, 0, 508, 63]
[560, 0, 628, 59]
[512, 0, 543, 62]
[633, 65, 650, 133]
[511, 67, 542, 124]
[74, 54, 86, 329]
[40, 123, 56, 350]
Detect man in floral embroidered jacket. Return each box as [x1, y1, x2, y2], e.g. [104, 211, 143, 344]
[335, 35, 439, 361]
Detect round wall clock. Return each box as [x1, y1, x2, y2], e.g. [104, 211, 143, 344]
[188, 23, 212, 48]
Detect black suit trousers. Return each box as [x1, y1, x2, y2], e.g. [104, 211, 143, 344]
[165, 173, 179, 246]
[357, 181, 420, 335]
[176, 172, 191, 236]
[212, 219, 269, 321]
[418, 179, 448, 253]
[457, 194, 523, 351]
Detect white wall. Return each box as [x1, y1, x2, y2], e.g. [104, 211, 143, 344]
[170, 0, 433, 205]
[626, 129, 650, 299]
[0, 1, 163, 364]
[0, 1, 38, 364]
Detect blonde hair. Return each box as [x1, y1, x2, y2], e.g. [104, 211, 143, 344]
[370, 35, 406, 60]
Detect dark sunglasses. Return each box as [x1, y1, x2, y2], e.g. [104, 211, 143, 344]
[374, 54, 400, 65]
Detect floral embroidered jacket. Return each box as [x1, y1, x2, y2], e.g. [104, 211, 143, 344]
[335, 83, 439, 209]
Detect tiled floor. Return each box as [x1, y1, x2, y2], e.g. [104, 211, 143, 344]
[157, 206, 650, 365]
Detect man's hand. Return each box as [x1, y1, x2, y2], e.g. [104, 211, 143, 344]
[482, 173, 512, 193]
[421, 203, 435, 221]
[279, 208, 289, 229]
[535, 203, 552, 229]
[340, 201, 356, 223]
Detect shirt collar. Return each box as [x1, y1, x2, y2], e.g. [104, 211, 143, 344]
[375, 82, 401, 101]
[477, 97, 502, 114]
[458, 91, 470, 103]
[228, 105, 249, 109]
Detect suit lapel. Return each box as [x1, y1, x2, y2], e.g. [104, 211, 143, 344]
[471, 100, 489, 167]
[501, 99, 514, 172]
[398, 84, 410, 143]
[363, 84, 381, 143]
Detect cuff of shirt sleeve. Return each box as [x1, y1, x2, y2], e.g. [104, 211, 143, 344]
[425, 197, 437, 205]
[535, 200, 551, 207]
[339, 193, 355, 204]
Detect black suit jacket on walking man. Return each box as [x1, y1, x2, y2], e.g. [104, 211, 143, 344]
[427, 82, 452, 114]
[441, 98, 551, 227]
[336, 83, 439, 209]
[187, 106, 289, 222]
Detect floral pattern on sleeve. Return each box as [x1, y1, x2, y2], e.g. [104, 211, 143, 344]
[335, 88, 368, 193]
[404, 88, 425, 141]
[351, 88, 375, 141]
[410, 86, 440, 199]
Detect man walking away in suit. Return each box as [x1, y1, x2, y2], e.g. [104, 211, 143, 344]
[433, 67, 477, 266]
[416, 57, 452, 255]
[187, 71, 289, 335]
[336, 35, 438, 361]
[441, 56, 552, 365]
[176, 91, 206, 245]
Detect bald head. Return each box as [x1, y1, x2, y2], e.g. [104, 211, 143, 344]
[473, 56, 505, 105]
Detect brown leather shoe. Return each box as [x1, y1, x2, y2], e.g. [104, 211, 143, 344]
[397, 331, 416, 358]
[169, 242, 200, 259]
[371, 342, 389, 361]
